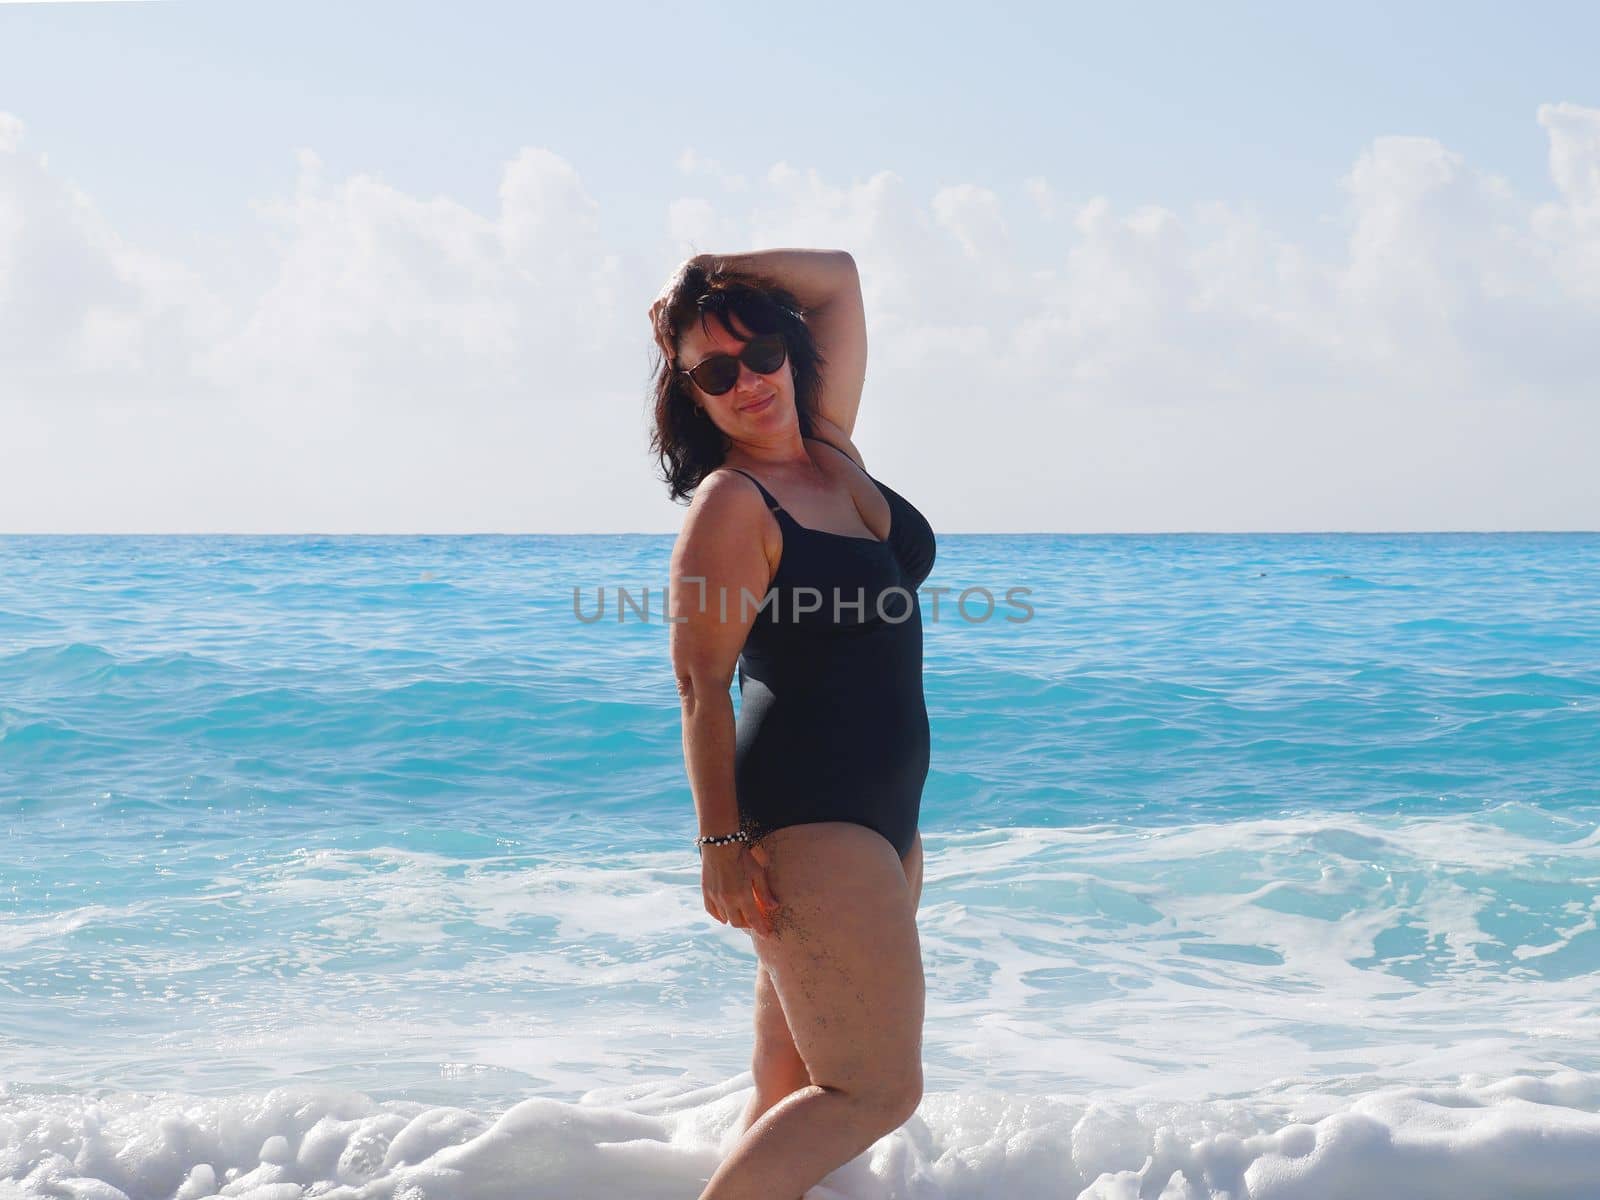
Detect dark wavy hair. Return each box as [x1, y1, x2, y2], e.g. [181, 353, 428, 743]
[648, 260, 828, 502]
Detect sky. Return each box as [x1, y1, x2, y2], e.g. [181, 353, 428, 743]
[1, 0, 1597, 533]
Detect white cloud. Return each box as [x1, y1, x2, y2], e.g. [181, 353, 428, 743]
[0, 115, 218, 379]
[1023, 176, 1062, 220]
[1535, 102, 1600, 300]
[931, 183, 1009, 262]
[0, 113, 23, 153]
[674, 149, 748, 192]
[667, 195, 741, 258]
[2, 107, 1598, 532]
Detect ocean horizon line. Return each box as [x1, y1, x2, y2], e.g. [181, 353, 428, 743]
[2, 528, 1598, 538]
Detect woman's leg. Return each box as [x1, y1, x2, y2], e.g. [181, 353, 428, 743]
[735, 962, 811, 1136]
[735, 830, 923, 1137]
[702, 823, 925, 1200]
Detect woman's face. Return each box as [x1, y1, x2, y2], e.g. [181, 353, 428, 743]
[675, 310, 794, 435]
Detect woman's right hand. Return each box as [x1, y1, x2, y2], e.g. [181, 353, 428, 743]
[702, 840, 781, 936]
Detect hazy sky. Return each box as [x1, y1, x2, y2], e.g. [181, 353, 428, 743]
[2, 0, 1597, 532]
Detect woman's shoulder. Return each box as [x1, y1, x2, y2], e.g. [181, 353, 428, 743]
[688, 465, 771, 518]
[680, 466, 782, 540]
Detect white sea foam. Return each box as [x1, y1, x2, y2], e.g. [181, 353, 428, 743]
[3, 1070, 1598, 1199]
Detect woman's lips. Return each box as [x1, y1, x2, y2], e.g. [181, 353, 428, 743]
[740, 394, 775, 414]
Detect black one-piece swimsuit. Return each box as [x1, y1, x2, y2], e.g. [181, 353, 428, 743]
[724, 451, 937, 859]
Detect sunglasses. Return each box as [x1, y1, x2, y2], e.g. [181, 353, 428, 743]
[678, 332, 787, 396]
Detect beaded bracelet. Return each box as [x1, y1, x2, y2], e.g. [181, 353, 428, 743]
[695, 830, 749, 854]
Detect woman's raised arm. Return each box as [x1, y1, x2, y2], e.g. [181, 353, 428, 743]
[690, 248, 867, 439]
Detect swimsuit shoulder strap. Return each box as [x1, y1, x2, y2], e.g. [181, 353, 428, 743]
[725, 468, 782, 512]
[804, 436, 874, 483]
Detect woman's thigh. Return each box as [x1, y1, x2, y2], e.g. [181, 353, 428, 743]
[748, 822, 924, 1095]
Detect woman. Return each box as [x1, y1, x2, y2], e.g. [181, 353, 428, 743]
[648, 248, 938, 1199]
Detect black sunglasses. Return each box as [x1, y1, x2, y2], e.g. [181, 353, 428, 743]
[678, 332, 787, 396]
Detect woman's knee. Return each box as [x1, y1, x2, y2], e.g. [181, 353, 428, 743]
[832, 1063, 923, 1130]
[876, 1063, 924, 1125]
[813, 1050, 922, 1127]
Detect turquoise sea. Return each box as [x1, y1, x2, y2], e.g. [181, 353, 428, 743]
[2, 533, 1598, 1198]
